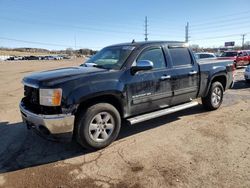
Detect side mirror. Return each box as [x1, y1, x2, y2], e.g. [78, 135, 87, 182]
[131, 60, 154, 74]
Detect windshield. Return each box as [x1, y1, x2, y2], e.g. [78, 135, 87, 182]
[82, 46, 135, 70]
[220, 52, 237, 57]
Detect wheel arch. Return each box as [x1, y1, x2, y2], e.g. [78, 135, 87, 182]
[75, 92, 125, 119]
[204, 74, 227, 97]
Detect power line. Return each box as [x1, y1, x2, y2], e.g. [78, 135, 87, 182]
[191, 16, 250, 29]
[190, 26, 250, 37]
[190, 32, 250, 41]
[190, 20, 250, 32]
[0, 5, 145, 30]
[191, 10, 250, 26]
[0, 36, 102, 49]
[0, 16, 184, 40]
[0, 17, 144, 36]
[147, 10, 250, 29]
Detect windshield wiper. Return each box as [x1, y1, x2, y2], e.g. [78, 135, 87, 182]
[93, 64, 109, 69]
[84, 62, 109, 70]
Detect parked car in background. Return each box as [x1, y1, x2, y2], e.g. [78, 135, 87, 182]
[195, 52, 216, 59]
[219, 50, 250, 68]
[247, 50, 250, 62]
[54, 55, 64, 60]
[244, 65, 250, 83]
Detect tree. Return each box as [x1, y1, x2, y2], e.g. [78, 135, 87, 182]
[245, 41, 250, 49]
[66, 48, 74, 56]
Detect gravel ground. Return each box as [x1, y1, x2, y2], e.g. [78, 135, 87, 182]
[0, 60, 249, 188]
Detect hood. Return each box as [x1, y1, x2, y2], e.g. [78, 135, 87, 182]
[23, 66, 108, 87]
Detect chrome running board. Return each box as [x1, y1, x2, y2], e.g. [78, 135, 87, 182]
[127, 101, 199, 125]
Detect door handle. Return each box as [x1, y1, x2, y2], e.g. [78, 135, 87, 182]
[160, 75, 171, 80]
[189, 71, 197, 75]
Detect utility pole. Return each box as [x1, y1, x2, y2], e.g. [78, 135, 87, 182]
[144, 16, 148, 41]
[242, 34, 246, 50]
[185, 22, 189, 43]
[74, 34, 77, 50]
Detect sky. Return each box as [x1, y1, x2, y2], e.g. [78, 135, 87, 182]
[0, 0, 250, 50]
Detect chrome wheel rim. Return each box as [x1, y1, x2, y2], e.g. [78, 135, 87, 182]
[211, 87, 222, 106]
[89, 112, 115, 142]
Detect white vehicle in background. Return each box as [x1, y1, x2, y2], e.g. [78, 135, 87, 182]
[244, 65, 250, 83]
[0, 55, 10, 61]
[195, 52, 217, 60]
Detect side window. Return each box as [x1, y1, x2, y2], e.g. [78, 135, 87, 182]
[238, 52, 243, 57]
[169, 48, 192, 66]
[243, 52, 248, 56]
[199, 54, 207, 59]
[137, 48, 166, 69]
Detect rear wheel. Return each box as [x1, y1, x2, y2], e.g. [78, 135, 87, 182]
[76, 103, 121, 150]
[202, 81, 224, 110]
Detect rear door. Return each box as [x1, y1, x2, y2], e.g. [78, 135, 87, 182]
[167, 47, 199, 105]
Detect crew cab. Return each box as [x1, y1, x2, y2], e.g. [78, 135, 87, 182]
[20, 41, 234, 149]
[219, 50, 250, 68]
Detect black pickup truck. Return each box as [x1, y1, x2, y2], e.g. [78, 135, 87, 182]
[20, 41, 234, 149]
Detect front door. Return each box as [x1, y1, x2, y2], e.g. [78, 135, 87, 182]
[126, 47, 174, 116]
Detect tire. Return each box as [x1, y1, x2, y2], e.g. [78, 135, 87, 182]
[202, 81, 224, 111]
[76, 103, 121, 150]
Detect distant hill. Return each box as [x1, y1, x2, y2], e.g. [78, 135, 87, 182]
[0, 47, 97, 56]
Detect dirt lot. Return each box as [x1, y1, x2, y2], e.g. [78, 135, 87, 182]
[0, 59, 249, 188]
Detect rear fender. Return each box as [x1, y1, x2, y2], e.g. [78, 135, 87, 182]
[203, 67, 227, 97]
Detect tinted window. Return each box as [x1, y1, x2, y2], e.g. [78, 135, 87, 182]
[220, 52, 237, 57]
[137, 48, 166, 69]
[238, 52, 244, 57]
[243, 52, 248, 56]
[169, 48, 192, 66]
[200, 54, 210, 59]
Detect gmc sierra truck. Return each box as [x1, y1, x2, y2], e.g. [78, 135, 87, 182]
[20, 41, 234, 149]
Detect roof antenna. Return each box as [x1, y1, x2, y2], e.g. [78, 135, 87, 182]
[132, 39, 135, 44]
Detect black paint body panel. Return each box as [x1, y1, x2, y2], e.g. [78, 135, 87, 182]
[22, 41, 234, 118]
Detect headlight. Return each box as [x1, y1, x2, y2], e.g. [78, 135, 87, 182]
[39, 88, 62, 106]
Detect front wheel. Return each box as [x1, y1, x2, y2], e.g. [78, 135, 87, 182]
[76, 103, 121, 150]
[202, 81, 224, 110]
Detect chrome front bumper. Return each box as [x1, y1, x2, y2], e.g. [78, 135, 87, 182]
[19, 102, 75, 139]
